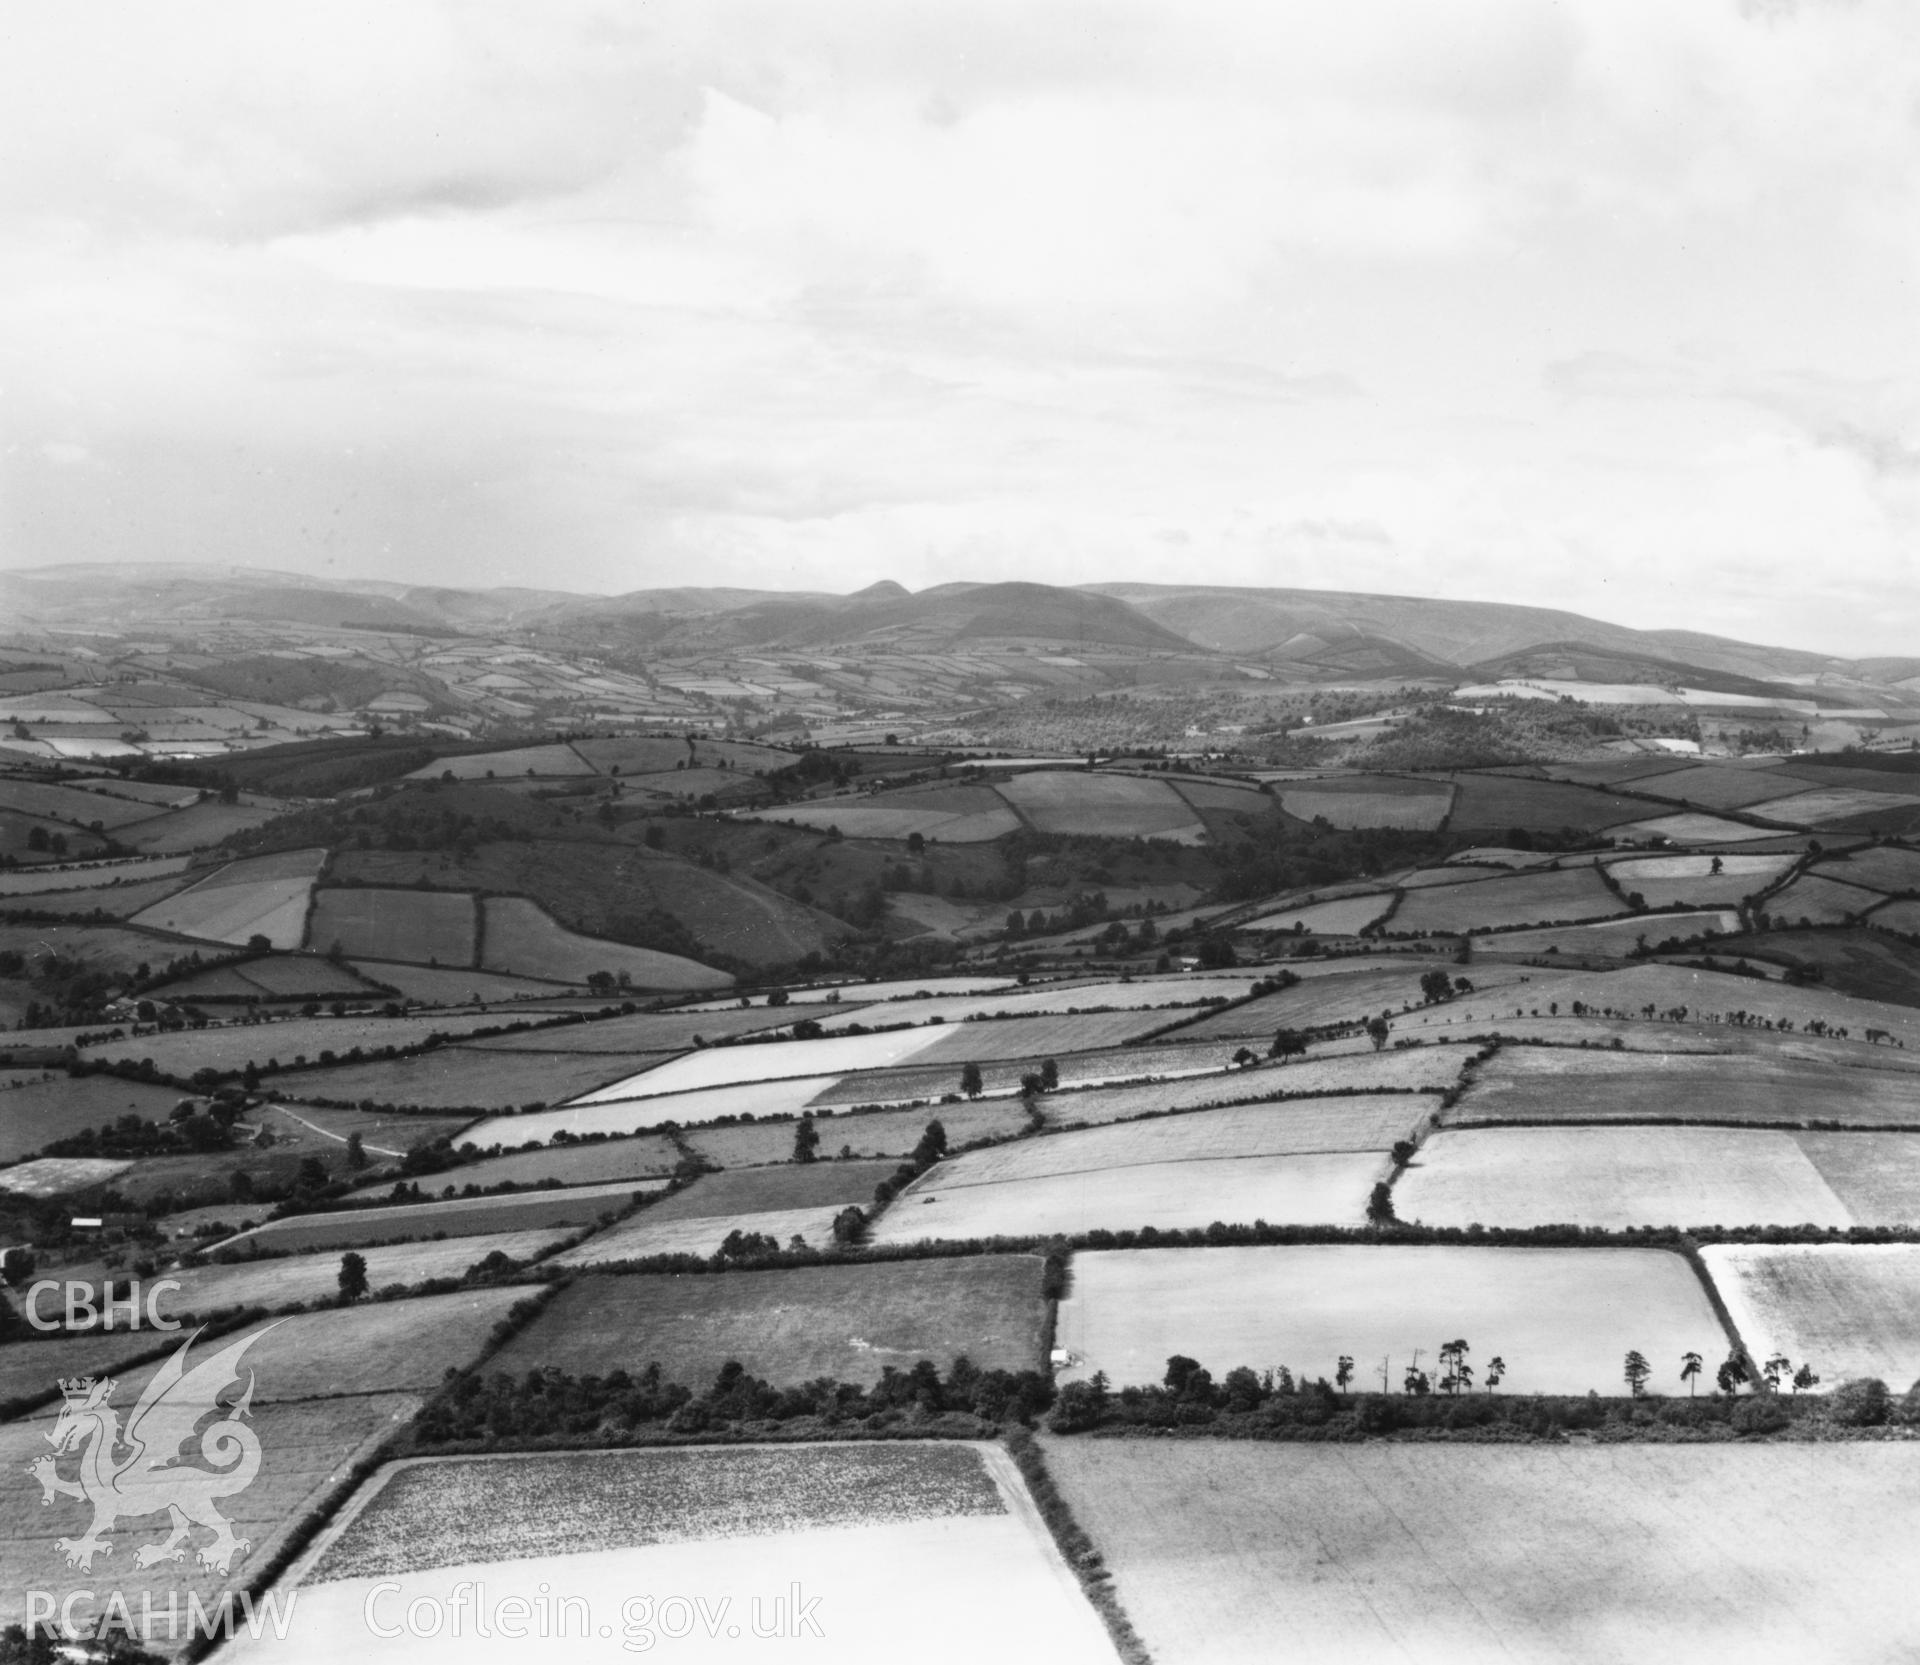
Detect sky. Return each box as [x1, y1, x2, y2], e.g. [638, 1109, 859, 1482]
[0, 0, 1915, 655]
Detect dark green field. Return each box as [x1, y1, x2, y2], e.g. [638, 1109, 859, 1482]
[485, 1255, 1049, 1385]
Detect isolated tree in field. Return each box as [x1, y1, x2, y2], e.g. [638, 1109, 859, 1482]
[1792, 1363, 1820, 1394]
[959, 1061, 983, 1098]
[1680, 1351, 1703, 1397]
[338, 1252, 369, 1304]
[1040, 1058, 1059, 1092]
[1366, 1016, 1391, 1052]
[1366, 1182, 1396, 1225]
[1623, 1350, 1651, 1397]
[1232, 1046, 1257, 1068]
[1271, 1028, 1308, 1061]
[1336, 1355, 1354, 1395]
[791, 1115, 819, 1164]
[345, 1132, 367, 1171]
[1419, 970, 1453, 1004]
[1710, 855, 1724, 876]
[1485, 1356, 1505, 1393]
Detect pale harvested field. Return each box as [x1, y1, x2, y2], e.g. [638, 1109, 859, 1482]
[869, 1150, 1380, 1244]
[813, 1038, 1288, 1109]
[1613, 811, 1778, 843]
[1449, 1047, 1920, 1129]
[1057, 1244, 1723, 1395]
[934, 1096, 1432, 1190]
[554, 1204, 846, 1264]
[460, 1075, 842, 1146]
[571, 1025, 949, 1101]
[132, 874, 313, 948]
[1605, 852, 1797, 908]
[1043, 1440, 1920, 1665]
[1795, 1132, 1920, 1224]
[1479, 910, 1739, 956]
[1044, 1045, 1476, 1126]
[685, 1099, 1031, 1167]
[1749, 786, 1920, 825]
[1703, 1243, 1920, 1390]
[307, 888, 476, 965]
[1278, 786, 1451, 830]
[0, 1156, 130, 1197]
[906, 1009, 1191, 1065]
[165, 1229, 569, 1314]
[1398, 1125, 1854, 1229]
[1245, 893, 1394, 934]
[480, 896, 730, 990]
[245, 1445, 1114, 1665]
[1392, 865, 1626, 934]
[998, 770, 1206, 841]
[1762, 873, 1883, 925]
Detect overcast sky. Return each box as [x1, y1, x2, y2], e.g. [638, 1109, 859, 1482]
[1, 0, 1915, 654]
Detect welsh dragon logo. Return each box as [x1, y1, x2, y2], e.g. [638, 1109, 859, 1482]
[27, 1326, 276, 1574]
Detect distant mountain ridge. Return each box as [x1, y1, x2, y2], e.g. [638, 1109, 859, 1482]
[0, 561, 1880, 691]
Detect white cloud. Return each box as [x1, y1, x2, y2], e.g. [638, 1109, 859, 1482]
[0, 0, 1916, 654]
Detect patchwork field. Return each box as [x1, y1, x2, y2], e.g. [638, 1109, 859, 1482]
[0, 1073, 188, 1161]
[571, 1026, 952, 1101]
[129, 847, 327, 948]
[1613, 811, 1777, 844]
[1042, 1044, 1476, 1127]
[165, 1230, 571, 1314]
[1391, 865, 1627, 934]
[1057, 1244, 1723, 1395]
[0, 776, 173, 828]
[1043, 1441, 1920, 1665]
[1749, 786, 1920, 826]
[248, 1444, 1113, 1665]
[459, 1075, 843, 1146]
[870, 1150, 1380, 1244]
[685, 1098, 1032, 1167]
[1628, 763, 1826, 811]
[1793, 1132, 1920, 1224]
[998, 770, 1206, 842]
[642, 1161, 896, 1222]
[1605, 852, 1798, 908]
[1448, 1047, 1920, 1129]
[213, 1179, 660, 1253]
[1245, 893, 1394, 934]
[1814, 843, 1920, 896]
[1479, 911, 1739, 957]
[1276, 780, 1452, 830]
[490, 1256, 1049, 1385]
[746, 781, 1023, 842]
[117, 798, 287, 851]
[0, 853, 193, 895]
[345, 962, 564, 1003]
[307, 887, 477, 965]
[1762, 873, 1883, 926]
[1397, 1125, 1853, 1229]
[0, 869, 197, 917]
[811, 974, 1254, 1031]
[479, 896, 730, 990]
[409, 1132, 681, 1191]
[409, 743, 595, 779]
[273, 1044, 654, 1112]
[463, 1005, 811, 1053]
[554, 1204, 848, 1264]
[159, 954, 385, 1000]
[1703, 1243, 1920, 1391]
[1442, 774, 1645, 832]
